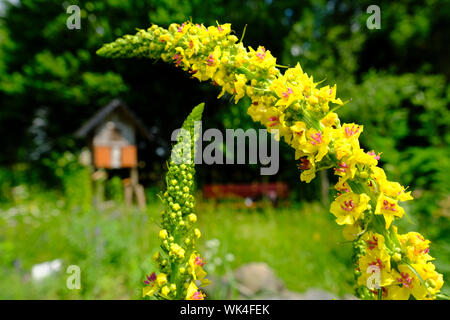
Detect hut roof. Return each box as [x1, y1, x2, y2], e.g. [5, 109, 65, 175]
[75, 99, 153, 142]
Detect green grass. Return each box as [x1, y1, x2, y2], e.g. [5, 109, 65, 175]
[197, 201, 354, 296]
[0, 193, 447, 299]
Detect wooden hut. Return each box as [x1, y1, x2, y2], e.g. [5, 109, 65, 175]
[75, 99, 153, 208]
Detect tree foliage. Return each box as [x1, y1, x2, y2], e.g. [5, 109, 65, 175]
[0, 0, 448, 221]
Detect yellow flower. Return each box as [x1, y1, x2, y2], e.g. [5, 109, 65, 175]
[357, 247, 394, 288]
[188, 252, 210, 286]
[362, 232, 386, 252]
[207, 23, 231, 39]
[284, 62, 305, 81]
[334, 177, 352, 193]
[370, 166, 413, 202]
[316, 84, 343, 105]
[290, 121, 308, 158]
[161, 285, 171, 297]
[234, 43, 248, 67]
[398, 232, 433, 263]
[247, 101, 269, 123]
[413, 262, 444, 296]
[156, 273, 168, 287]
[342, 123, 363, 141]
[262, 107, 291, 142]
[307, 95, 319, 105]
[387, 264, 428, 300]
[333, 155, 359, 183]
[158, 34, 172, 47]
[370, 166, 387, 183]
[342, 223, 361, 240]
[186, 281, 205, 300]
[303, 127, 332, 162]
[381, 181, 413, 201]
[143, 285, 158, 298]
[270, 77, 301, 108]
[185, 37, 200, 58]
[352, 148, 378, 167]
[159, 229, 168, 239]
[187, 213, 197, 223]
[320, 112, 339, 128]
[142, 272, 158, 298]
[248, 46, 277, 69]
[299, 156, 316, 183]
[207, 46, 221, 66]
[170, 243, 185, 258]
[333, 137, 354, 160]
[330, 192, 370, 225]
[374, 193, 405, 229]
[234, 73, 247, 104]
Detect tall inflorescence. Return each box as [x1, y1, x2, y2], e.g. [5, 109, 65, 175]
[98, 21, 444, 300]
[143, 103, 210, 300]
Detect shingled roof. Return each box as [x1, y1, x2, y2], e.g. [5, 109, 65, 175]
[75, 99, 153, 142]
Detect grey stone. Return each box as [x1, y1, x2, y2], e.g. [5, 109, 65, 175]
[233, 262, 285, 296]
[204, 262, 358, 300]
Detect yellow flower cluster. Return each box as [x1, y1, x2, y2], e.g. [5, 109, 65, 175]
[97, 21, 444, 300]
[142, 103, 209, 300]
[355, 229, 444, 299]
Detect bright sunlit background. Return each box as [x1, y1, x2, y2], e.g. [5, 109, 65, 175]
[0, 0, 448, 299]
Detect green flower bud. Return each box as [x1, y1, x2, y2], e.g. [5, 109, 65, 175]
[152, 251, 160, 261]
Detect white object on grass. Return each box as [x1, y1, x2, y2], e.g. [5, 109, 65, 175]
[31, 259, 62, 281]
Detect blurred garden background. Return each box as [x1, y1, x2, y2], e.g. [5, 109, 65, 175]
[0, 0, 449, 299]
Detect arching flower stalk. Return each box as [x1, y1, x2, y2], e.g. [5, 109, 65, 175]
[98, 21, 444, 300]
[143, 103, 210, 300]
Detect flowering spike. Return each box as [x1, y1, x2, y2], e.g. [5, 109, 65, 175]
[98, 21, 443, 300]
[141, 103, 208, 300]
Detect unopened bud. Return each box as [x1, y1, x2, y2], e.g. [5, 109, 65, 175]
[161, 286, 170, 296]
[188, 214, 197, 223]
[392, 253, 401, 262]
[152, 251, 160, 261]
[156, 273, 167, 286]
[159, 229, 168, 239]
[359, 171, 369, 179]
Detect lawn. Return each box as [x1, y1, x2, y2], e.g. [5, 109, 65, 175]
[1, 190, 448, 299]
[0, 192, 356, 299]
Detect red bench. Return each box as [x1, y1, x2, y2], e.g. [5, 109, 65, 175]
[202, 182, 289, 207]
